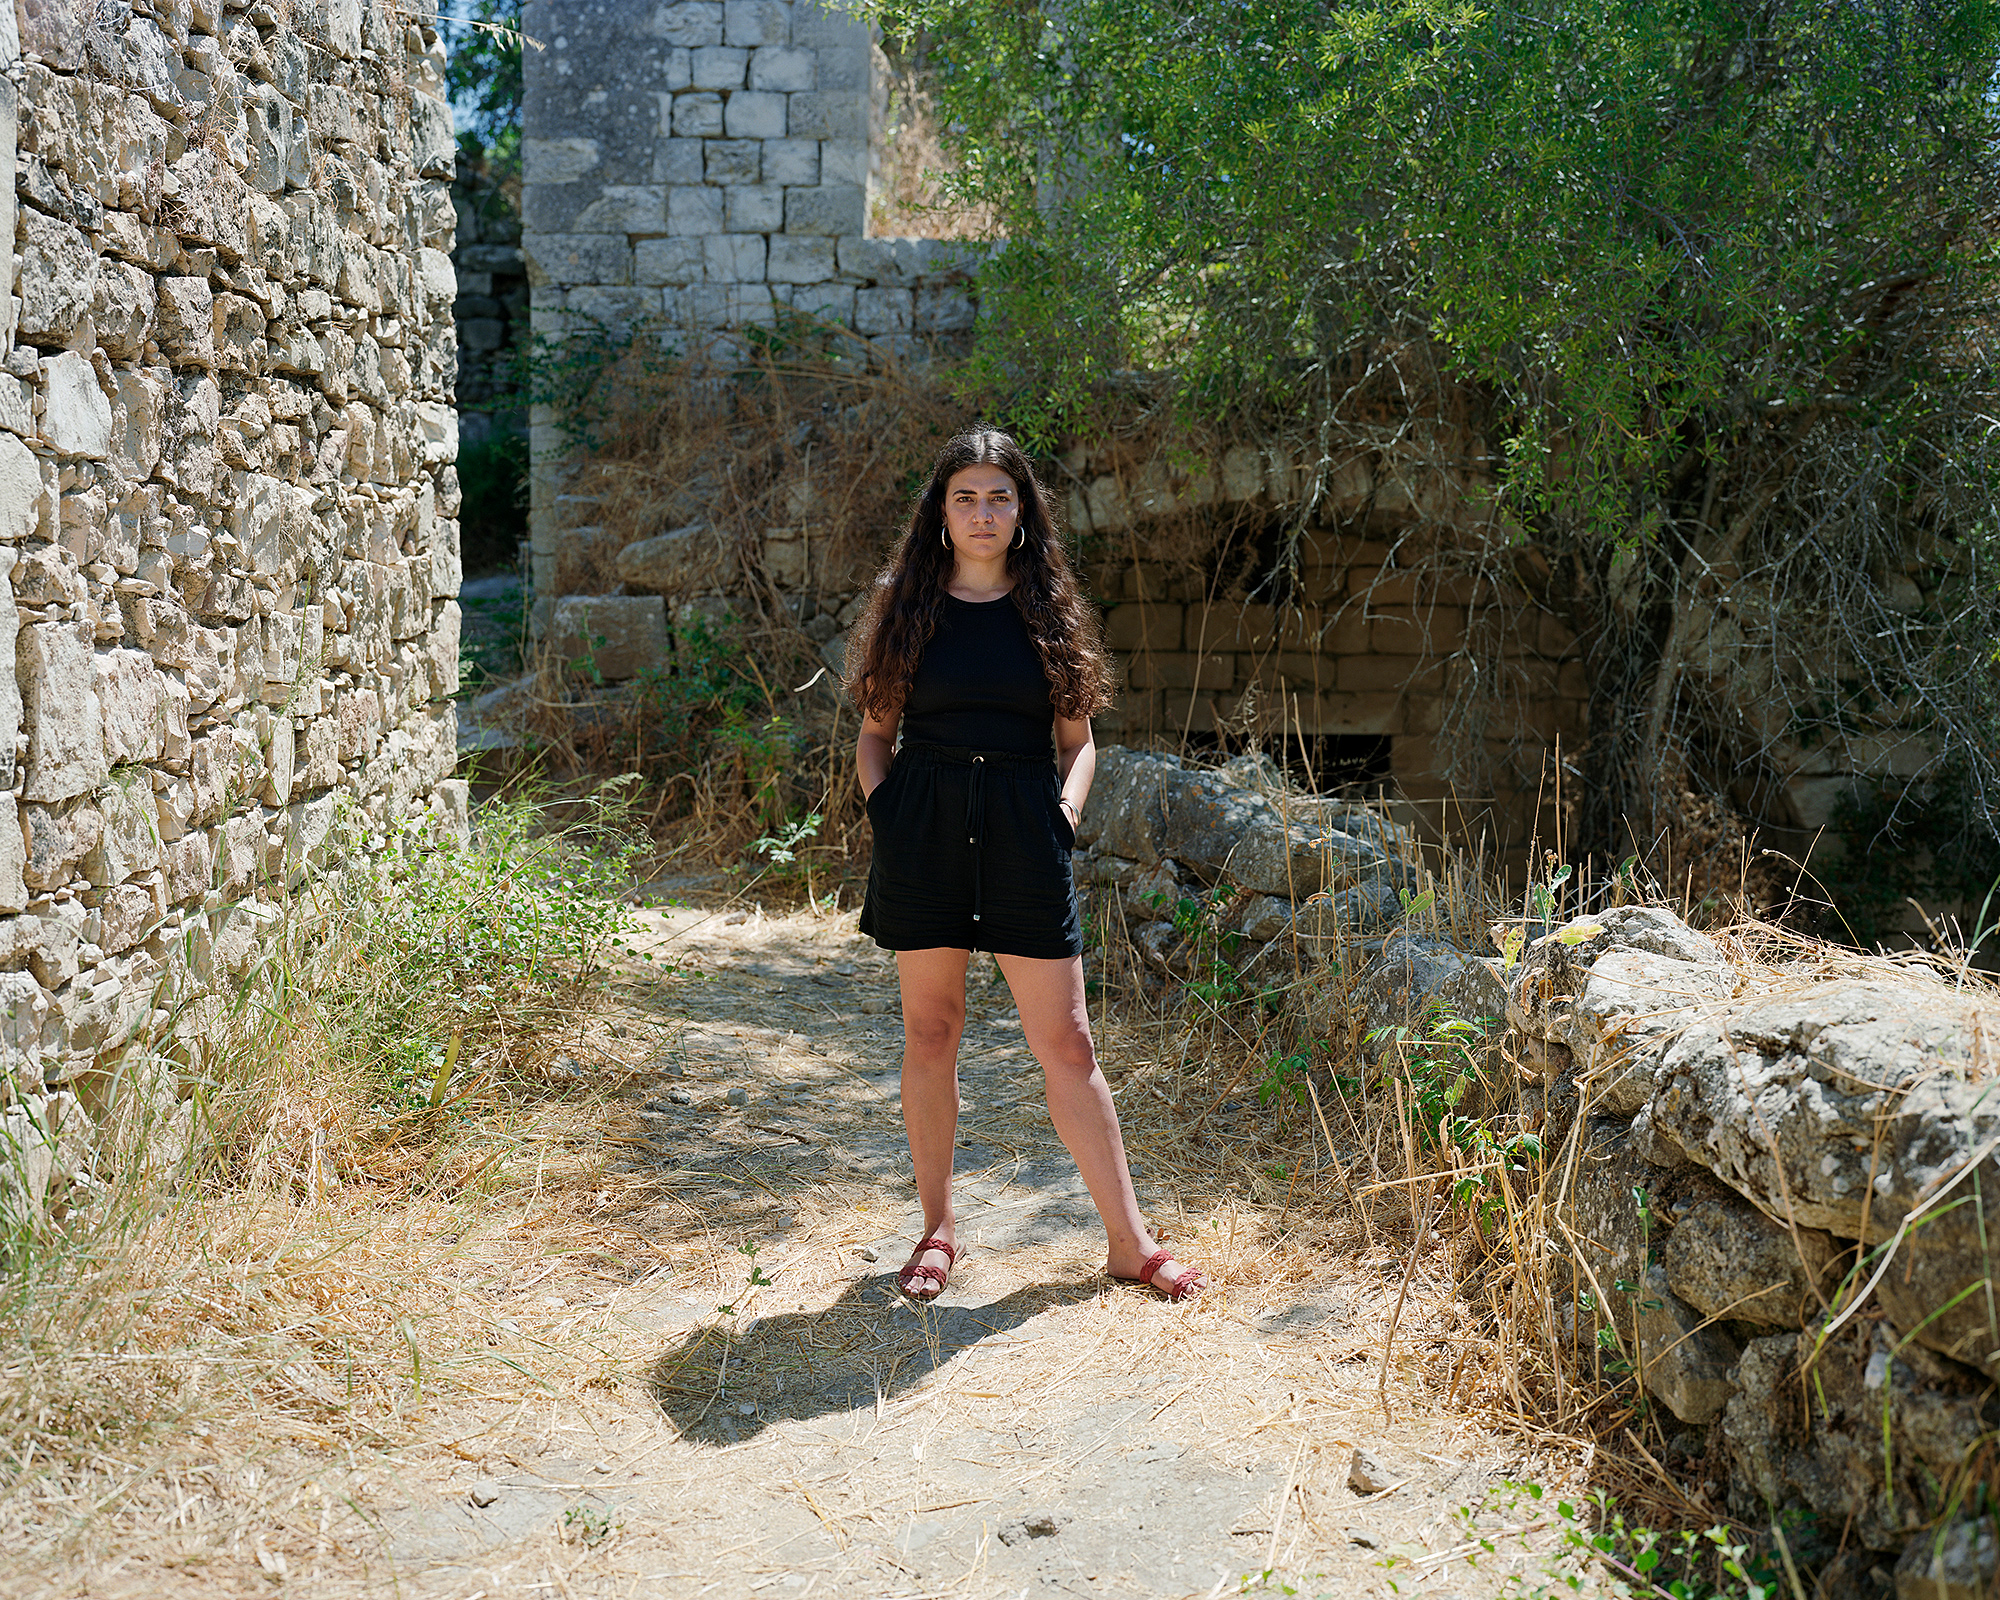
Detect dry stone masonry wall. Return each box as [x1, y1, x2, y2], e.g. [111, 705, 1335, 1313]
[1082, 746, 2000, 1594]
[519, 0, 977, 627]
[3, 0, 466, 1176]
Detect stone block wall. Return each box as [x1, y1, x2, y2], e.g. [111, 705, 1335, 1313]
[451, 152, 526, 445]
[1063, 438, 1581, 873]
[2, 0, 466, 1108]
[518, 0, 977, 625]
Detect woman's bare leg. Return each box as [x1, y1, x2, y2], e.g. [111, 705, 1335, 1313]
[997, 953, 1195, 1294]
[894, 947, 972, 1293]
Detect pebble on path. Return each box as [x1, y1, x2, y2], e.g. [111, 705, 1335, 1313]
[1347, 1447, 1394, 1495]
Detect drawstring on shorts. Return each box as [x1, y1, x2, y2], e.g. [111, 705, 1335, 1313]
[966, 754, 987, 922]
[895, 741, 1051, 931]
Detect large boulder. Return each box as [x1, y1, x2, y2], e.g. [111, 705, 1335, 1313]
[1562, 1116, 1744, 1425]
[1351, 928, 1508, 1043]
[1662, 1195, 1839, 1329]
[1079, 746, 1402, 899]
[614, 522, 726, 593]
[1894, 1520, 1999, 1600]
[550, 595, 668, 681]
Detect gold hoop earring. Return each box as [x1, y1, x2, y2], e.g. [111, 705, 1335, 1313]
[941, 527, 950, 550]
[1012, 526, 1025, 551]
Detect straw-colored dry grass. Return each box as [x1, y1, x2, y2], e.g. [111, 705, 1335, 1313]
[0, 860, 1606, 1597]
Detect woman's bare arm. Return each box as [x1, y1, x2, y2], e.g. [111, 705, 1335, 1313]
[857, 705, 902, 798]
[1054, 715, 1095, 831]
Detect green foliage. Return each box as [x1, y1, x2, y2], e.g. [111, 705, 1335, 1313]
[562, 1503, 619, 1547]
[441, 0, 524, 171]
[317, 783, 650, 1112]
[521, 314, 674, 453]
[1367, 999, 1538, 1220]
[1431, 1480, 1780, 1598]
[883, 0, 2000, 492]
[624, 613, 806, 837]
[1144, 887, 1251, 1011]
[1259, 1050, 1311, 1110]
[878, 0, 2000, 866]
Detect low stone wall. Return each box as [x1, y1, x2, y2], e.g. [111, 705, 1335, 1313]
[3, 0, 467, 1195]
[1081, 745, 2000, 1593]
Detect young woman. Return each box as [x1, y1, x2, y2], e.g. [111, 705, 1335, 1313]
[845, 426, 1206, 1305]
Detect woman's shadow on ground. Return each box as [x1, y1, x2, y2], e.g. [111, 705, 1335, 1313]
[646, 1272, 1102, 1448]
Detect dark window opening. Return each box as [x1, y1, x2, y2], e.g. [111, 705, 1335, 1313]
[1181, 731, 1393, 797]
[1201, 514, 1300, 608]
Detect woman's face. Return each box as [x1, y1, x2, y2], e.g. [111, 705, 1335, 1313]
[942, 464, 1020, 558]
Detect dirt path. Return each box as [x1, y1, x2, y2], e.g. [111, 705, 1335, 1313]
[47, 893, 1577, 1600]
[340, 894, 1557, 1599]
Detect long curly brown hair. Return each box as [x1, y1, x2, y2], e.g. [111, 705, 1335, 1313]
[845, 427, 1117, 723]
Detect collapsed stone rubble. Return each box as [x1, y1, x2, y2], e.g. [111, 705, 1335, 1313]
[1081, 745, 2000, 1589]
[2, 0, 467, 1214]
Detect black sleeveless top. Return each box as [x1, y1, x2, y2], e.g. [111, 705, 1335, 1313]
[900, 593, 1054, 757]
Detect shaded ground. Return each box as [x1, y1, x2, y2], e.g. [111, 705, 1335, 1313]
[14, 890, 1584, 1599]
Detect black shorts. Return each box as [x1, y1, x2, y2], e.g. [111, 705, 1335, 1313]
[859, 741, 1083, 959]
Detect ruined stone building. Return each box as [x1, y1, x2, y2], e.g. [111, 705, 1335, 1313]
[520, 3, 1904, 888]
[3, 0, 466, 1119]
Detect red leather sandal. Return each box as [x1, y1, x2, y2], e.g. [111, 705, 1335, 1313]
[896, 1237, 958, 1301]
[1112, 1247, 1206, 1302]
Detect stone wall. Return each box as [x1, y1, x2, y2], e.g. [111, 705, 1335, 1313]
[450, 151, 525, 447]
[3, 0, 466, 1149]
[1078, 743, 2000, 1593]
[518, 0, 978, 629]
[1064, 440, 1578, 874]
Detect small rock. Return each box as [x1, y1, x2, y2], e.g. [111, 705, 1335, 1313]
[590, 1460, 612, 1474]
[1347, 1447, 1394, 1495]
[834, 962, 856, 976]
[1347, 1528, 1381, 1549]
[667, 1088, 693, 1105]
[859, 998, 891, 1015]
[998, 1509, 1071, 1545]
[738, 1401, 756, 1416]
[856, 1245, 879, 1262]
[554, 1054, 585, 1077]
[726, 1087, 750, 1107]
[468, 1479, 501, 1507]
[722, 910, 750, 924]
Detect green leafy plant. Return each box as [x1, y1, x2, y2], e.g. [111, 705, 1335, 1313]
[1367, 1000, 1538, 1224]
[1435, 1481, 1777, 1599]
[881, 0, 2000, 867]
[1258, 1050, 1310, 1111]
[749, 813, 823, 872]
[562, 1503, 618, 1547]
[440, 0, 525, 172]
[1529, 862, 1574, 924]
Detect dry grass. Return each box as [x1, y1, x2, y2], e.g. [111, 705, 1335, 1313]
[17, 749, 1968, 1590]
[0, 788, 676, 1589]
